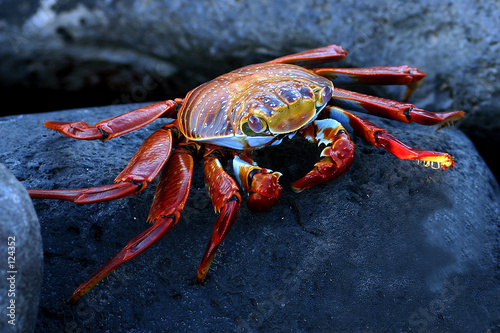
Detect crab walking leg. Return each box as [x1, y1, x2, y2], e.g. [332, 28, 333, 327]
[331, 88, 465, 127]
[232, 152, 283, 212]
[268, 44, 347, 66]
[326, 106, 456, 169]
[68, 145, 195, 304]
[314, 66, 425, 86]
[28, 123, 178, 203]
[197, 147, 242, 283]
[313, 66, 426, 101]
[44, 100, 178, 140]
[292, 119, 355, 192]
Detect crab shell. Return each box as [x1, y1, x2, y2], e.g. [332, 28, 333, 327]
[177, 63, 333, 149]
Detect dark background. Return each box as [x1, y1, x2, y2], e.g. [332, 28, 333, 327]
[1, 0, 499, 181]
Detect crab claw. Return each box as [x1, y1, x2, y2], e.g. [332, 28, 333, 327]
[246, 170, 283, 212]
[232, 154, 283, 213]
[292, 131, 355, 192]
[292, 118, 355, 192]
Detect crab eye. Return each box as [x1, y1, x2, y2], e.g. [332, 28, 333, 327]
[247, 115, 266, 133]
[315, 86, 333, 107]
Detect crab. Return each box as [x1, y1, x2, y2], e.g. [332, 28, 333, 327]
[28, 44, 464, 303]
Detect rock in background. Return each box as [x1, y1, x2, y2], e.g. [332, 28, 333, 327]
[0, 164, 43, 333]
[0, 0, 499, 177]
[1, 103, 499, 332]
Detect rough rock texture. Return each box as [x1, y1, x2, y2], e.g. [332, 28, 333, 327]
[0, 104, 499, 332]
[0, 163, 43, 333]
[0, 0, 499, 178]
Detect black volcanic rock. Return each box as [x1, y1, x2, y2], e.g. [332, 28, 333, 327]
[0, 103, 499, 332]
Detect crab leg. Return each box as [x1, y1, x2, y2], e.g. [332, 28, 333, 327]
[197, 147, 241, 283]
[28, 122, 179, 203]
[68, 144, 195, 304]
[44, 100, 178, 140]
[325, 106, 456, 169]
[232, 152, 283, 212]
[292, 119, 355, 192]
[331, 88, 465, 127]
[313, 66, 425, 86]
[268, 44, 347, 66]
[313, 66, 426, 101]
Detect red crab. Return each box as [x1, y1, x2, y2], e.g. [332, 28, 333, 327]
[28, 44, 464, 303]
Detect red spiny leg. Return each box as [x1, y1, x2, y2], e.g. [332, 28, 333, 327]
[28, 122, 179, 203]
[44, 100, 178, 140]
[331, 88, 465, 127]
[326, 106, 456, 169]
[197, 147, 241, 283]
[68, 144, 195, 304]
[313, 65, 426, 101]
[232, 152, 283, 212]
[268, 44, 347, 66]
[292, 119, 355, 192]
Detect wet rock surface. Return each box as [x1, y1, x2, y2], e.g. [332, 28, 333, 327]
[0, 104, 499, 332]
